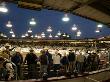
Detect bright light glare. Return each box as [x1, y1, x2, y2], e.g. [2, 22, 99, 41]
[47, 26, 52, 32]
[35, 34, 38, 38]
[25, 33, 28, 36]
[0, 7, 8, 13]
[10, 29, 13, 34]
[29, 18, 36, 26]
[6, 21, 12, 28]
[97, 24, 103, 28]
[57, 31, 61, 36]
[12, 34, 15, 37]
[63, 33, 66, 37]
[0, 3, 8, 13]
[49, 34, 52, 38]
[28, 28, 32, 33]
[21, 35, 25, 38]
[77, 30, 81, 35]
[95, 29, 100, 33]
[62, 14, 70, 22]
[55, 35, 58, 38]
[42, 35, 45, 38]
[41, 32, 45, 36]
[72, 24, 77, 31]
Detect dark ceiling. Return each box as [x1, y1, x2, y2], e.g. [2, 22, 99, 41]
[2, 0, 110, 27]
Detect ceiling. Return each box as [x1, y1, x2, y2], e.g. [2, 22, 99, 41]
[2, 0, 110, 27]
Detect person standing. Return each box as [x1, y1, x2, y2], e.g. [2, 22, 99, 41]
[68, 50, 76, 73]
[39, 50, 48, 77]
[76, 53, 85, 74]
[24, 49, 38, 79]
[11, 52, 23, 79]
[52, 50, 61, 72]
[61, 53, 69, 73]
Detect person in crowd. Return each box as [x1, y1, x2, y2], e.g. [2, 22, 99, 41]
[4, 43, 16, 59]
[39, 50, 48, 77]
[61, 53, 69, 73]
[24, 49, 38, 79]
[45, 49, 53, 72]
[3, 58, 15, 81]
[0, 50, 9, 60]
[93, 53, 100, 71]
[76, 52, 85, 74]
[0, 57, 7, 80]
[11, 52, 23, 79]
[52, 50, 61, 72]
[68, 50, 76, 73]
[86, 53, 94, 71]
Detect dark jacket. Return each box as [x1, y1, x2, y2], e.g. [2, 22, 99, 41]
[11, 52, 23, 65]
[68, 52, 76, 62]
[40, 54, 48, 65]
[25, 53, 38, 65]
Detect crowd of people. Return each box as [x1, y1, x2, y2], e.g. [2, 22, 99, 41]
[0, 43, 110, 81]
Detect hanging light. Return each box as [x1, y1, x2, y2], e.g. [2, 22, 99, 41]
[62, 14, 70, 22]
[77, 30, 81, 35]
[47, 26, 52, 32]
[41, 32, 45, 36]
[55, 35, 58, 38]
[0, 33, 3, 37]
[49, 34, 52, 38]
[76, 30, 81, 37]
[72, 24, 77, 31]
[42, 35, 45, 38]
[6, 21, 12, 28]
[63, 33, 66, 37]
[21, 35, 25, 38]
[67, 35, 70, 38]
[28, 28, 32, 33]
[76, 34, 81, 37]
[12, 34, 15, 37]
[3, 35, 7, 38]
[25, 32, 28, 36]
[29, 18, 36, 26]
[95, 29, 100, 33]
[31, 35, 34, 38]
[97, 24, 103, 28]
[57, 31, 61, 36]
[35, 34, 38, 38]
[37, 36, 41, 39]
[0, 2, 8, 13]
[10, 29, 13, 34]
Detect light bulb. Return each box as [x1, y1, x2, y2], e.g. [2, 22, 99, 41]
[62, 14, 70, 22]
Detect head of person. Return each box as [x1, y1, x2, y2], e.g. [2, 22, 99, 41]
[0, 56, 4, 62]
[55, 50, 58, 55]
[41, 50, 45, 55]
[5, 43, 10, 50]
[16, 52, 20, 55]
[30, 49, 34, 53]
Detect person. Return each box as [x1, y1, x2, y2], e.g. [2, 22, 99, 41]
[3, 58, 15, 81]
[93, 53, 100, 71]
[11, 52, 23, 79]
[0, 57, 7, 80]
[76, 53, 85, 74]
[45, 49, 53, 72]
[52, 50, 61, 72]
[61, 53, 69, 73]
[68, 50, 76, 73]
[24, 49, 38, 79]
[0, 51, 9, 60]
[86, 53, 94, 72]
[39, 50, 48, 77]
